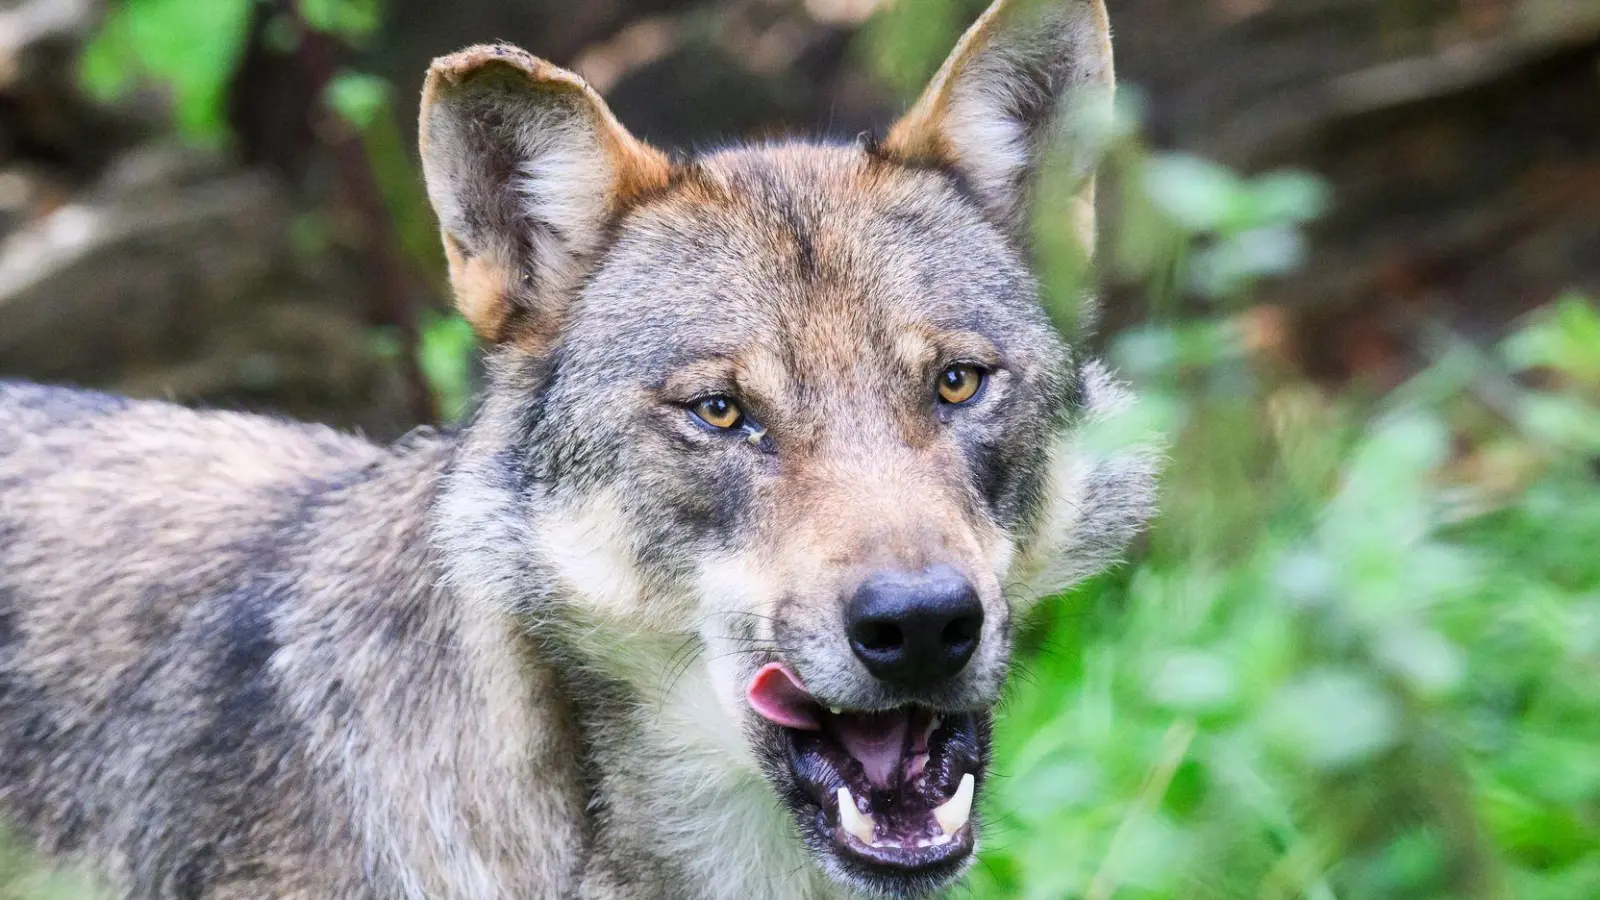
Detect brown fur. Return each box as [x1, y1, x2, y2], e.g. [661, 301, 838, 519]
[0, 3, 1155, 898]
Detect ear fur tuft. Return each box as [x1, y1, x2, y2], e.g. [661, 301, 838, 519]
[883, 0, 1114, 253]
[419, 44, 670, 347]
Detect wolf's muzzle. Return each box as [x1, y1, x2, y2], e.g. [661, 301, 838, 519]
[845, 566, 984, 690]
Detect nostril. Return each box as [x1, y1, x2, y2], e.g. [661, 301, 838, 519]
[941, 614, 981, 647]
[852, 620, 903, 653]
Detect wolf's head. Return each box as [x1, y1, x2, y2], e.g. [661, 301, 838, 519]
[421, 0, 1154, 895]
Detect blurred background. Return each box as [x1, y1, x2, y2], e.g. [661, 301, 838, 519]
[0, 0, 1597, 898]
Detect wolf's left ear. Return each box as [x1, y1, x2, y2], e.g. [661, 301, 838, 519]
[419, 45, 671, 347]
[883, 0, 1113, 253]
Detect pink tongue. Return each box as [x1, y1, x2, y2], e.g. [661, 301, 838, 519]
[745, 663, 910, 789]
[832, 710, 910, 789]
[747, 663, 821, 730]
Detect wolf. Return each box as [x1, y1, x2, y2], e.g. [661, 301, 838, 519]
[0, 1, 1155, 897]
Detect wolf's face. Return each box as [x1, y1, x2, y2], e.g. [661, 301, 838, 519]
[422, 2, 1152, 896]
[526, 148, 1065, 890]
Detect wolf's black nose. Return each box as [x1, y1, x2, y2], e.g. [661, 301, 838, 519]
[846, 566, 984, 687]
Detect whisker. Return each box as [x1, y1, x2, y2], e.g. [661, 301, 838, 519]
[660, 643, 705, 702]
[714, 610, 781, 622]
[705, 647, 796, 663]
[662, 632, 700, 674]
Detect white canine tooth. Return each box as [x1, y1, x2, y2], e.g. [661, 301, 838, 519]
[837, 787, 875, 844]
[829, 706, 842, 715]
[933, 773, 975, 836]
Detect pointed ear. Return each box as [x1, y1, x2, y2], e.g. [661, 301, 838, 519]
[883, 0, 1114, 253]
[419, 45, 671, 346]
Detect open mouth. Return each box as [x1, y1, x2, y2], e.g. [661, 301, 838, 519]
[748, 662, 988, 885]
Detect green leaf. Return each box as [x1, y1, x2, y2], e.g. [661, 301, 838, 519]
[1374, 626, 1465, 697]
[298, 0, 383, 43]
[1140, 153, 1246, 234]
[1514, 392, 1600, 453]
[1263, 669, 1400, 770]
[419, 314, 477, 423]
[1245, 170, 1331, 226]
[80, 0, 254, 142]
[1501, 293, 1600, 385]
[1147, 650, 1237, 713]
[325, 70, 392, 131]
[1189, 225, 1308, 298]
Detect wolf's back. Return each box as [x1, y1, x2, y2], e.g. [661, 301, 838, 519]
[0, 381, 391, 895]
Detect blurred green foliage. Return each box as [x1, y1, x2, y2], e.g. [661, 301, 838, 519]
[80, 0, 384, 140]
[82, 0, 461, 416]
[1139, 154, 1328, 300]
[416, 312, 477, 423]
[971, 306, 1600, 900]
[80, 0, 253, 140]
[81, 0, 387, 139]
[298, 0, 382, 44]
[855, 0, 986, 98]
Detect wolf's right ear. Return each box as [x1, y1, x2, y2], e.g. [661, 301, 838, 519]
[419, 45, 670, 347]
[883, 0, 1114, 254]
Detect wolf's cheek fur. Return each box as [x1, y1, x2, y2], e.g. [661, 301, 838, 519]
[692, 550, 792, 739]
[534, 489, 654, 620]
[1008, 360, 1162, 605]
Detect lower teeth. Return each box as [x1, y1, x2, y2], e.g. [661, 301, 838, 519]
[834, 773, 975, 851]
[837, 787, 876, 844]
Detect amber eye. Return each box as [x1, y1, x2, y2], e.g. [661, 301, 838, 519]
[937, 364, 985, 405]
[691, 395, 745, 430]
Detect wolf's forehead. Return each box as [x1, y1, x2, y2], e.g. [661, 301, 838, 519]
[581, 144, 1040, 362]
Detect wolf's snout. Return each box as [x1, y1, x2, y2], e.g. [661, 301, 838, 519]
[845, 566, 984, 688]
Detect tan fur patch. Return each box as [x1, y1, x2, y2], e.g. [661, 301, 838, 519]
[442, 245, 519, 343]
